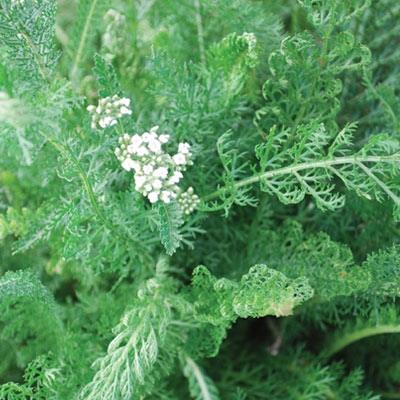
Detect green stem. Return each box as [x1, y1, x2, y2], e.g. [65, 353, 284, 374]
[43, 135, 109, 228]
[64, 143, 109, 227]
[202, 154, 400, 202]
[194, 0, 206, 65]
[70, 0, 99, 82]
[323, 324, 400, 359]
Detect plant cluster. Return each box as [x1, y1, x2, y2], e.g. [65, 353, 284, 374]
[0, 0, 400, 399]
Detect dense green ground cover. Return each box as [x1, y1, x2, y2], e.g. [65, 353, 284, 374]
[0, 0, 400, 398]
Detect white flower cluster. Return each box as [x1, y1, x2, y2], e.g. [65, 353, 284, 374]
[177, 187, 200, 215]
[87, 95, 132, 129]
[115, 126, 199, 213]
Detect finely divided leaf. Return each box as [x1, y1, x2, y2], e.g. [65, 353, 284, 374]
[0, 269, 55, 308]
[0, 0, 59, 84]
[93, 53, 121, 97]
[158, 202, 184, 255]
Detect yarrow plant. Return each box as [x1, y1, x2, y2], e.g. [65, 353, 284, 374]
[1, 0, 400, 399]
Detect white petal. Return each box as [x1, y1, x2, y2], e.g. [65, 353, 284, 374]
[134, 175, 146, 188]
[121, 158, 135, 171]
[143, 165, 154, 174]
[160, 191, 171, 203]
[136, 146, 149, 156]
[152, 179, 162, 189]
[120, 98, 131, 106]
[173, 153, 186, 165]
[159, 134, 170, 144]
[154, 167, 168, 178]
[178, 142, 191, 154]
[148, 191, 159, 203]
[131, 134, 142, 144]
[120, 106, 132, 115]
[148, 139, 161, 153]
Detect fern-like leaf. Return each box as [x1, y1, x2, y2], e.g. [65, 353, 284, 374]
[158, 202, 184, 255]
[0, 0, 59, 84]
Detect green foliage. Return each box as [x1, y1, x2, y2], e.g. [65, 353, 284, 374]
[183, 357, 221, 400]
[0, 269, 54, 306]
[0, 0, 59, 86]
[232, 265, 313, 318]
[1, 0, 400, 398]
[68, 0, 108, 84]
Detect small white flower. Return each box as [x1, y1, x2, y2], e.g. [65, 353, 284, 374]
[178, 143, 191, 154]
[136, 146, 149, 157]
[173, 153, 186, 165]
[120, 106, 132, 115]
[148, 191, 159, 203]
[132, 162, 141, 173]
[134, 175, 146, 188]
[142, 133, 151, 142]
[159, 134, 170, 144]
[99, 119, 108, 128]
[160, 191, 172, 203]
[154, 167, 168, 178]
[169, 171, 183, 184]
[120, 98, 130, 106]
[143, 165, 154, 174]
[130, 134, 142, 148]
[152, 179, 162, 190]
[122, 158, 135, 171]
[148, 138, 162, 153]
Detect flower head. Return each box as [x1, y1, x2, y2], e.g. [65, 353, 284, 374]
[87, 95, 132, 130]
[115, 127, 198, 211]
